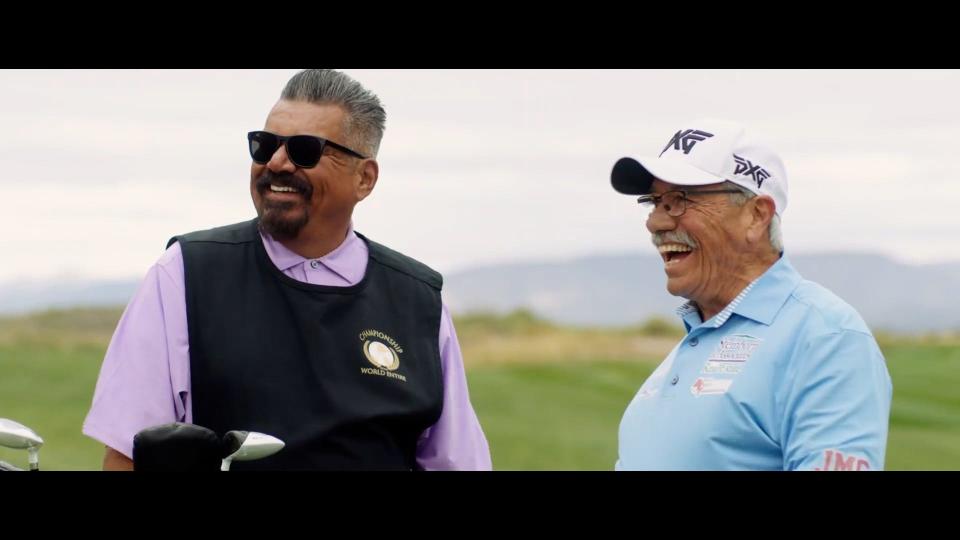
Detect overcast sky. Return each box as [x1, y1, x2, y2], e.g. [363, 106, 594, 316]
[2, 69, 958, 283]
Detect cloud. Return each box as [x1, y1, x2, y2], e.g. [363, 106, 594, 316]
[2, 69, 959, 282]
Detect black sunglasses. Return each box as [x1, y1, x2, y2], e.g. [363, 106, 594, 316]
[247, 130, 367, 168]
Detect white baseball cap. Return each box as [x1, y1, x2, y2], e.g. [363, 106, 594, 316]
[610, 118, 788, 215]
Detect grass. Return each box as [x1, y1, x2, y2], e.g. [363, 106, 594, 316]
[1, 307, 957, 470]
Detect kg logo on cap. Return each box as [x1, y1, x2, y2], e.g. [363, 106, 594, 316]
[660, 129, 714, 157]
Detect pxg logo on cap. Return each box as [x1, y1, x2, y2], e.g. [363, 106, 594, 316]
[733, 154, 771, 189]
[611, 118, 788, 216]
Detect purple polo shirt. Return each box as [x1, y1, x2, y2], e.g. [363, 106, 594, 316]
[83, 226, 491, 470]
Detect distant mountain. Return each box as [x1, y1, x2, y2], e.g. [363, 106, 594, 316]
[443, 252, 960, 333]
[2, 252, 958, 333]
[0, 279, 140, 315]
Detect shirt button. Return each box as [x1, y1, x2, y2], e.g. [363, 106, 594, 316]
[310, 260, 320, 269]
[690, 338, 699, 347]
[671, 376, 679, 385]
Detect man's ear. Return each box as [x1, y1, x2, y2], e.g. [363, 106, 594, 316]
[356, 159, 379, 201]
[745, 195, 776, 246]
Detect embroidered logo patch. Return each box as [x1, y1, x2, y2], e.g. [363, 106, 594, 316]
[690, 377, 733, 397]
[814, 449, 872, 471]
[701, 334, 762, 375]
[359, 329, 406, 382]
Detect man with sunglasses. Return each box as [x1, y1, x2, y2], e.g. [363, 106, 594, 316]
[83, 69, 491, 471]
[610, 119, 892, 471]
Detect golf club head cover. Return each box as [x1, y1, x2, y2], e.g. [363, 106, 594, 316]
[132, 422, 222, 471]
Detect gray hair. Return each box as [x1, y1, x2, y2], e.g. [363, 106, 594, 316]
[725, 182, 783, 254]
[281, 69, 386, 158]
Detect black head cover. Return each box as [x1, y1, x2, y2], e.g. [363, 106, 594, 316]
[132, 422, 222, 471]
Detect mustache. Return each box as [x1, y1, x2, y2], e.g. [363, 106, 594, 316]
[255, 171, 313, 199]
[651, 230, 698, 249]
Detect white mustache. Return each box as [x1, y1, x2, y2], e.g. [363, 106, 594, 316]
[651, 230, 698, 249]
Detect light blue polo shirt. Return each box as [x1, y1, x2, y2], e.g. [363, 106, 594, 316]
[616, 255, 893, 471]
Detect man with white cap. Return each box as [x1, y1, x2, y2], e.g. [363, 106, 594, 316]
[611, 119, 893, 471]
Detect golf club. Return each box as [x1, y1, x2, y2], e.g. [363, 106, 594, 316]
[220, 430, 285, 471]
[0, 418, 44, 471]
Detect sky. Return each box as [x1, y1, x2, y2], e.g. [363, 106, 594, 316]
[2, 69, 958, 284]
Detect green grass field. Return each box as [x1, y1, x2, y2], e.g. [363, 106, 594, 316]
[1, 308, 958, 470]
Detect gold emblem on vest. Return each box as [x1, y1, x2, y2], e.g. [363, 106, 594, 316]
[359, 329, 406, 382]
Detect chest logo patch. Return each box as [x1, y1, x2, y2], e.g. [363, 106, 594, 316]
[359, 329, 406, 382]
[701, 334, 762, 375]
[690, 377, 733, 397]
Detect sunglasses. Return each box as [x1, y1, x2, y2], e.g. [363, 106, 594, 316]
[247, 130, 367, 168]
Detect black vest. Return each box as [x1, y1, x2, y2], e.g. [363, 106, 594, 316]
[168, 219, 444, 470]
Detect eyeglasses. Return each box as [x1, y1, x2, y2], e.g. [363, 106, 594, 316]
[637, 189, 743, 217]
[247, 130, 367, 169]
